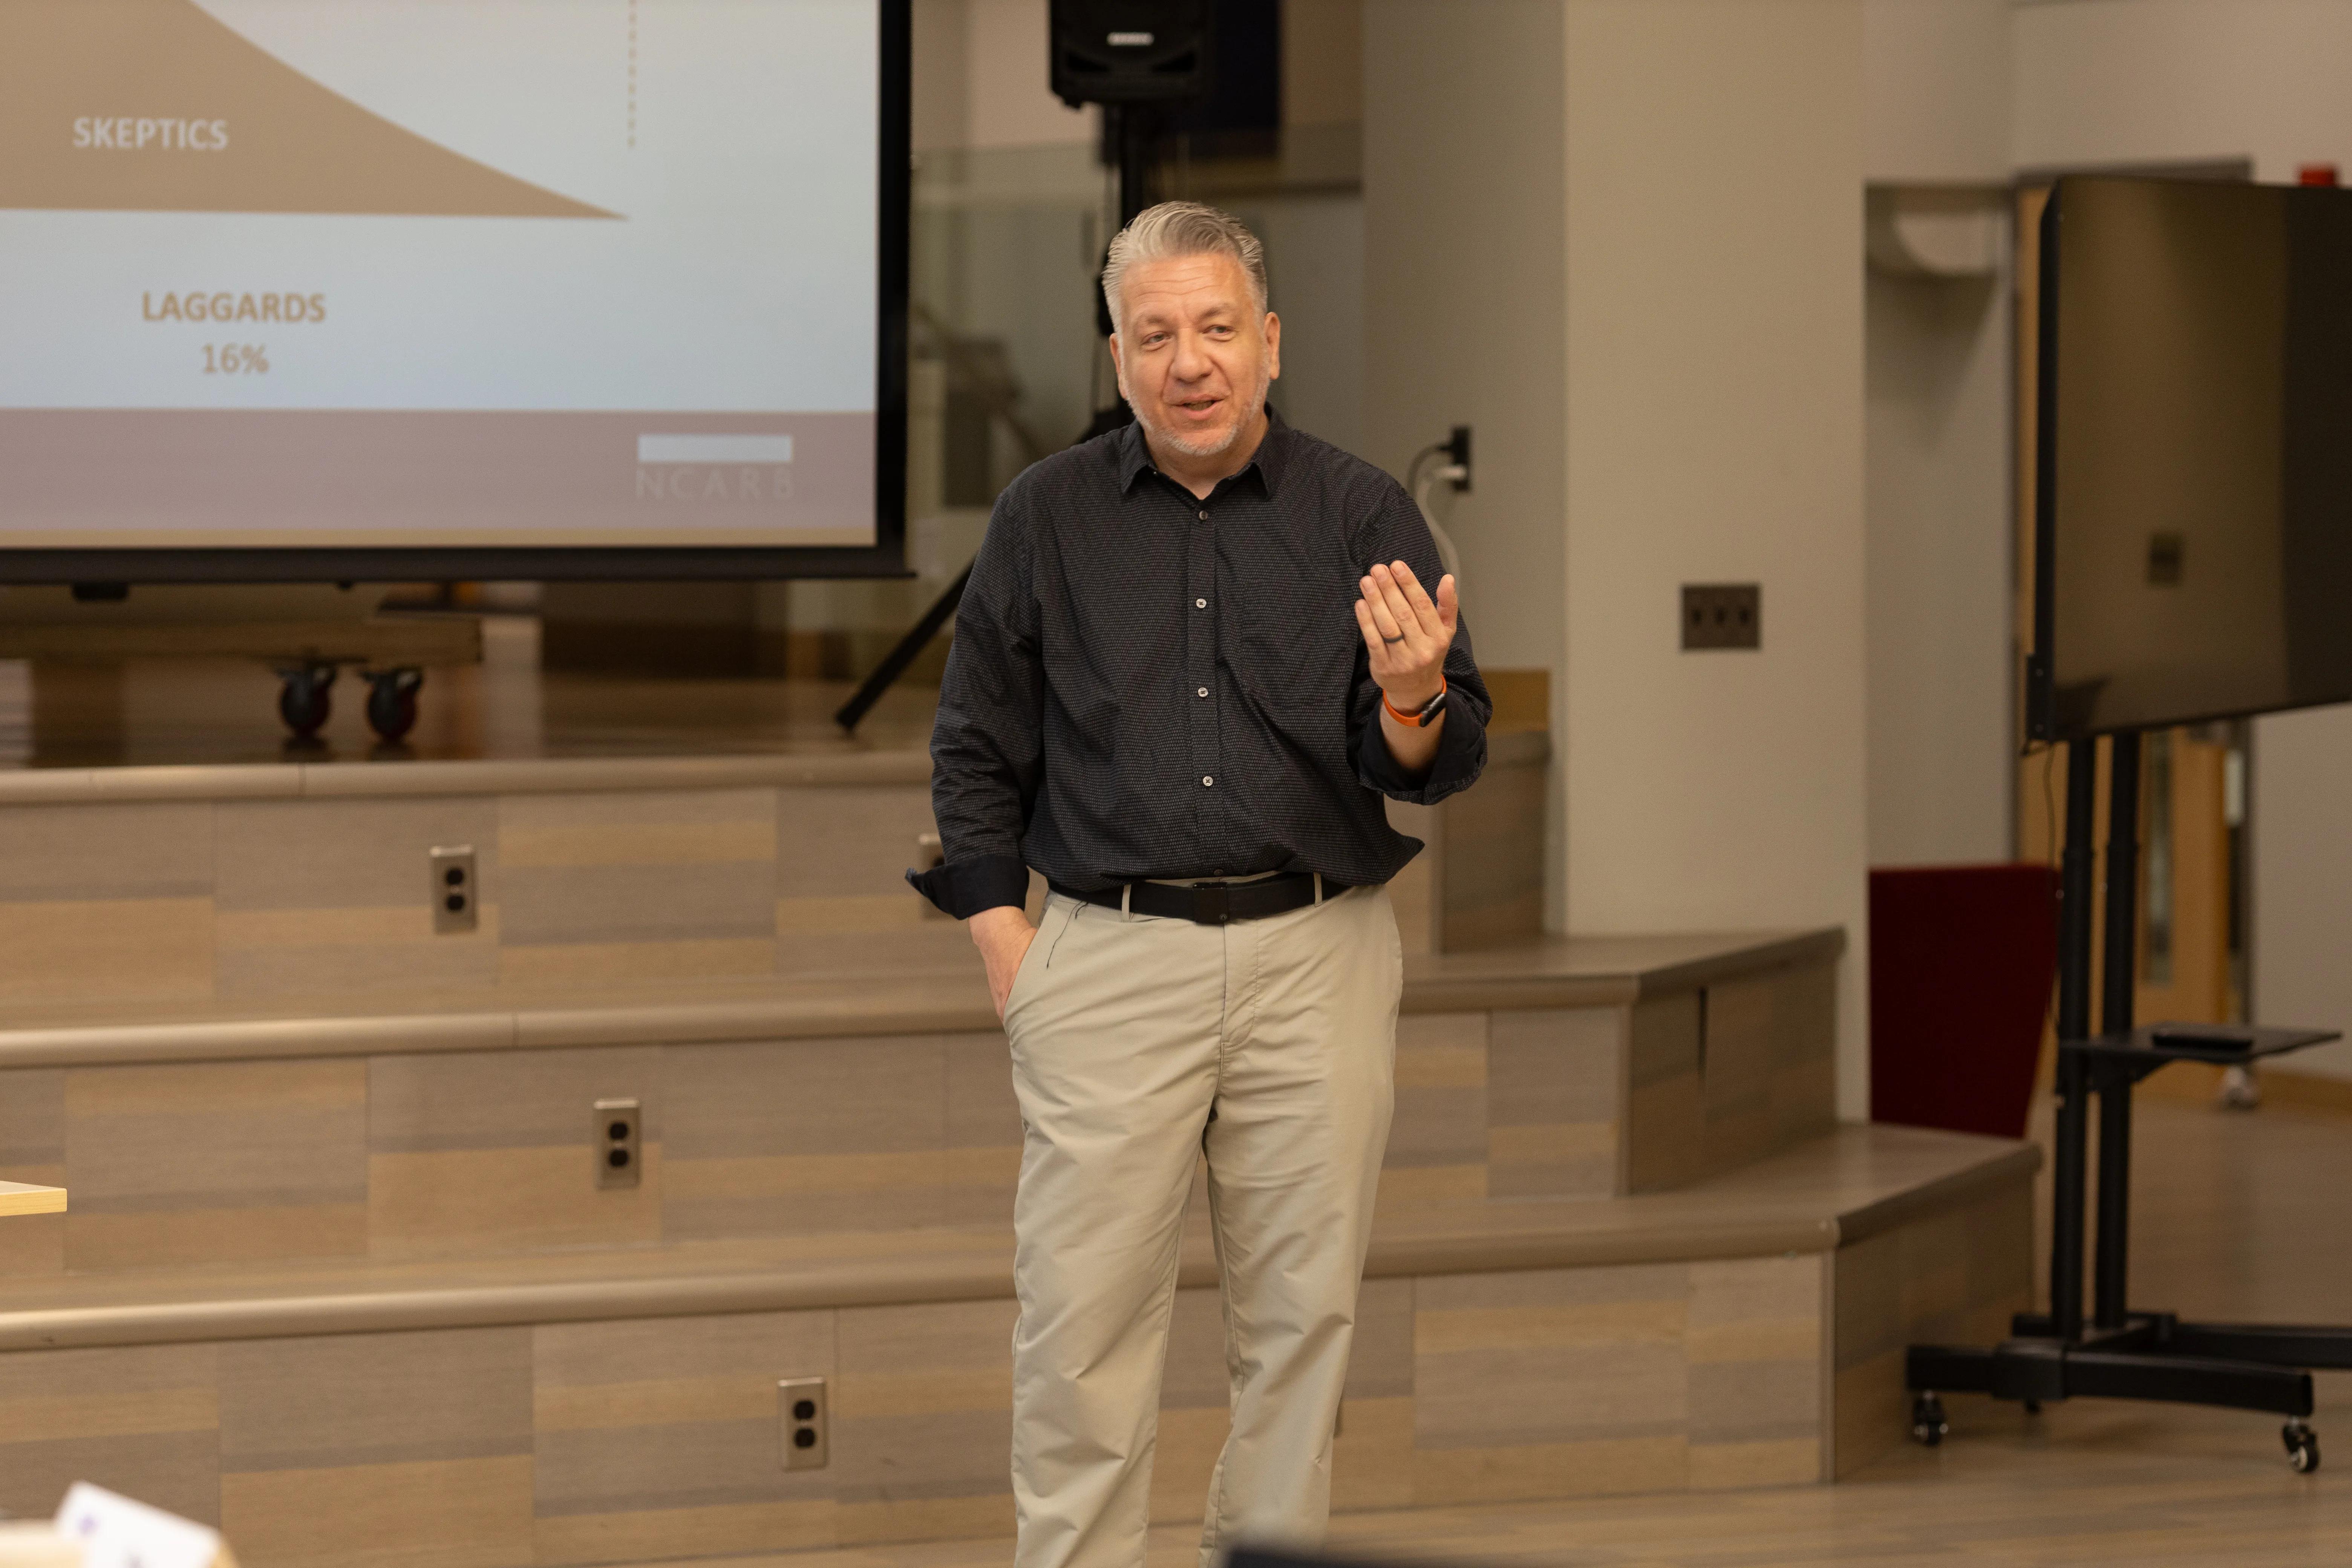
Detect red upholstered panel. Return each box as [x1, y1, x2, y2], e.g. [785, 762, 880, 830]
[1869, 863, 2059, 1140]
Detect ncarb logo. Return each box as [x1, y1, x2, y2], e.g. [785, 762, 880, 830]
[634, 433, 795, 504]
[634, 466, 795, 502]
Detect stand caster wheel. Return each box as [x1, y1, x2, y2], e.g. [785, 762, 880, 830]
[2286, 1421, 2320, 1473]
[1911, 1392, 1948, 1447]
[364, 667, 424, 743]
[277, 664, 337, 739]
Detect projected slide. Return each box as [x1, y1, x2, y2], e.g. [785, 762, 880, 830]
[0, 0, 883, 551]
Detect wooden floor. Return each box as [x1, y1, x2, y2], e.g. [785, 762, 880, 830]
[616, 1096, 2352, 1568]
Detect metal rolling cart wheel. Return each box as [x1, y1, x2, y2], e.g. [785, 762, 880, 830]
[364, 666, 425, 743]
[276, 663, 338, 739]
[1910, 1392, 1948, 1447]
[2286, 1420, 2321, 1473]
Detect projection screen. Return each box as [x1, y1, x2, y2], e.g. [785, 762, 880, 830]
[0, 0, 910, 580]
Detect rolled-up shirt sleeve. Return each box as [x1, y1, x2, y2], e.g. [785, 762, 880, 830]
[907, 493, 1042, 917]
[1349, 484, 1491, 806]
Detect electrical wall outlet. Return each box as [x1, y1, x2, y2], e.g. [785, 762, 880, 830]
[429, 845, 478, 933]
[779, 1377, 828, 1469]
[1681, 584, 1761, 651]
[594, 1099, 641, 1189]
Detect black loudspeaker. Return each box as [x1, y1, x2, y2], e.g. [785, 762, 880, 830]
[1051, 0, 1213, 107]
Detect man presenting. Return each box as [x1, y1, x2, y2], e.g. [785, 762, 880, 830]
[909, 202, 1489, 1568]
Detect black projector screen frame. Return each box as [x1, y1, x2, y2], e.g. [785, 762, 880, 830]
[0, 0, 911, 584]
[2029, 175, 2352, 740]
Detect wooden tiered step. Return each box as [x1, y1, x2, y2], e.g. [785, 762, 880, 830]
[0, 754, 2026, 1566]
[0, 1125, 2025, 1349]
[0, 920, 2032, 1568]
[0, 1125, 2031, 1567]
[0, 733, 1545, 1020]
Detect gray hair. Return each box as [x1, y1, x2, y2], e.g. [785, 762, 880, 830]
[1101, 201, 1269, 332]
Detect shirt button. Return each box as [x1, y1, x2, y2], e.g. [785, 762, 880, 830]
[1197, 510, 1207, 520]
[1202, 775, 1214, 787]
[1195, 597, 1208, 609]
[1197, 686, 1209, 698]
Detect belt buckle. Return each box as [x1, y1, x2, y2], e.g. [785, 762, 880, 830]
[1192, 882, 1231, 925]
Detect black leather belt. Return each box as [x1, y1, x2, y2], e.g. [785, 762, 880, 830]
[1049, 871, 1348, 925]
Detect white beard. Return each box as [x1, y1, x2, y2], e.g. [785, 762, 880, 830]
[1128, 364, 1271, 459]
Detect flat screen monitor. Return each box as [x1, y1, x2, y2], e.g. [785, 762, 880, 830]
[0, 0, 909, 582]
[2031, 176, 2352, 738]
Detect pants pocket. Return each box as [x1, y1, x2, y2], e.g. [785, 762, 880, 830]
[1002, 896, 1070, 1025]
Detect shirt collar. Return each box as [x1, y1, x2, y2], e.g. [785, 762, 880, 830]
[1115, 405, 1291, 498]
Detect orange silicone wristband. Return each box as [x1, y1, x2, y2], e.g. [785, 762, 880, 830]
[1382, 676, 1447, 727]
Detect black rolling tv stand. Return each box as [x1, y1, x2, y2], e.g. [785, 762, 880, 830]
[1906, 727, 2349, 1472]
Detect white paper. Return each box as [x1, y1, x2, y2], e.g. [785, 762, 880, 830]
[0, 1522, 81, 1568]
[52, 1483, 222, 1568]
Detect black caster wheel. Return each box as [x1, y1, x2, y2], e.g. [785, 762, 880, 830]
[364, 667, 424, 743]
[2285, 1421, 2320, 1473]
[277, 663, 338, 738]
[2023, 1400, 2043, 1415]
[1911, 1392, 1949, 1448]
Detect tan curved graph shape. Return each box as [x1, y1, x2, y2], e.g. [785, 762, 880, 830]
[0, 0, 618, 217]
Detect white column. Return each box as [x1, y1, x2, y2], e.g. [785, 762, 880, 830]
[1368, 0, 1873, 1116]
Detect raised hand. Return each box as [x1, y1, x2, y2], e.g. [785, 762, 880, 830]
[1354, 560, 1457, 710]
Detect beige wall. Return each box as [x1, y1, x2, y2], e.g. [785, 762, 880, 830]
[2014, 0, 2352, 179]
[1864, 259, 2012, 868]
[910, 0, 972, 154]
[1865, 0, 2010, 183]
[1362, 0, 1567, 683]
[967, 0, 1095, 149]
[1564, 0, 1870, 1116]
[2012, 0, 2352, 1080]
[1361, 0, 1569, 944]
[1286, 0, 1365, 128]
[1367, 0, 1872, 1115]
[1859, 0, 2014, 869]
[910, 0, 1096, 154]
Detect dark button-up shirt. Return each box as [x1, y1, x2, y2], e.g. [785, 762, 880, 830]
[909, 412, 1490, 918]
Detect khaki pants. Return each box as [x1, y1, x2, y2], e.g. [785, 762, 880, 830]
[1001, 883, 1402, 1568]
